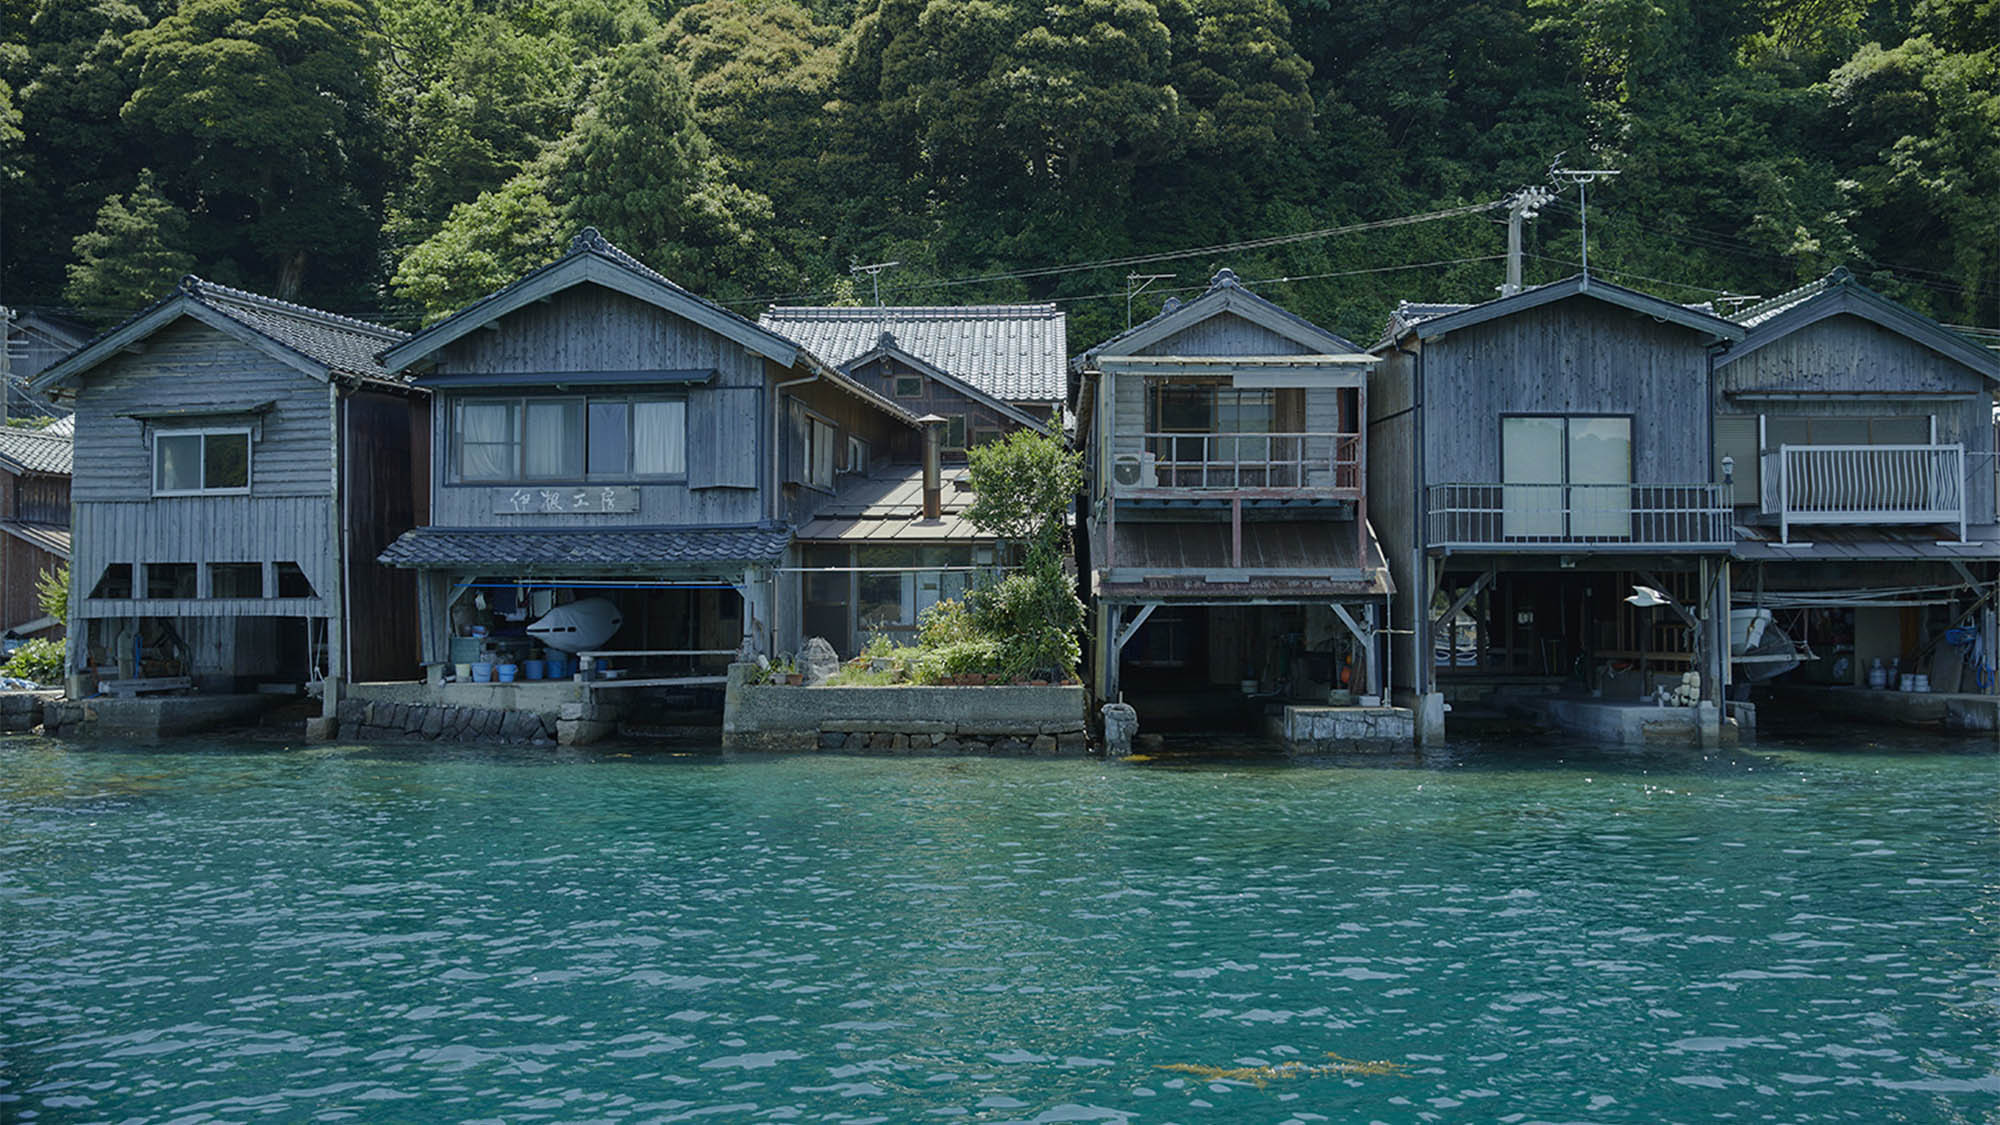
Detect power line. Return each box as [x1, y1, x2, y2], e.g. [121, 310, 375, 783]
[725, 197, 1514, 309]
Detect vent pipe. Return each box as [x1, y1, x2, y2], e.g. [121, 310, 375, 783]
[917, 414, 945, 520]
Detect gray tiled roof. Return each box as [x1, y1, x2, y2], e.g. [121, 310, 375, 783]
[759, 305, 1067, 403]
[1375, 301, 1473, 349]
[379, 526, 791, 569]
[1730, 274, 1837, 328]
[0, 423, 72, 475]
[184, 278, 408, 384]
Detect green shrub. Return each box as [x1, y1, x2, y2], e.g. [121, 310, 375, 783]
[3, 637, 65, 684]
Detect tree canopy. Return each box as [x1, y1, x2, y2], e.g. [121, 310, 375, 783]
[2, 0, 1993, 344]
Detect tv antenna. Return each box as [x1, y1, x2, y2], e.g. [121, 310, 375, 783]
[1126, 272, 1175, 327]
[849, 260, 900, 307]
[1549, 154, 1621, 277]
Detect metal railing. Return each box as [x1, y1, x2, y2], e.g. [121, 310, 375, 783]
[1427, 482, 1732, 549]
[1762, 444, 1964, 543]
[1135, 431, 1360, 491]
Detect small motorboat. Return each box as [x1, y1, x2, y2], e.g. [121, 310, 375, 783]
[1729, 607, 1802, 682]
[527, 597, 624, 654]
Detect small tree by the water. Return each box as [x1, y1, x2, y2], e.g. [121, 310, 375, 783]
[907, 430, 1084, 684]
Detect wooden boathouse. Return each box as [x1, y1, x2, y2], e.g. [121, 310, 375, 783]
[1075, 269, 1396, 738]
[29, 277, 427, 705]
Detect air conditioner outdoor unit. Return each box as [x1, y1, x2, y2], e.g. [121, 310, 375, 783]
[1112, 451, 1157, 488]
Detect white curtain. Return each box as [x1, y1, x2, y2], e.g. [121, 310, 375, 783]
[633, 400, 685, 475]
[524, 401, 583, 478]
[459, 402, 514, 480]
[155, 433, 203, 492]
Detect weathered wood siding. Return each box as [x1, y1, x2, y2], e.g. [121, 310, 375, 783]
[73, 496, 334, 616]
[71, 319, 334, 502]
[1420, 297, 1712, 485]
[1715, 312, 1997, 522]
[68, 319, 339, 635]
[1367, 344, 1422, 692]
[783, 372, 911, 525]
[344, 391, 426, 681]
[1134, 312, 1306, 357]
[845, 355, 1019, 459]
[427, 285, 771, 529]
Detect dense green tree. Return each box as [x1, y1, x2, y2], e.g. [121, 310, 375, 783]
[63, 170, 196, 320]
[2, 0, 151, 304]
[391, 173, 564, 321]
[120, 0, 386, 303]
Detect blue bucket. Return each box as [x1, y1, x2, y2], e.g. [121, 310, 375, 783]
[524, 659, 546, 681]
[471, 662, 494, 683]
[497, 663, 519, 683]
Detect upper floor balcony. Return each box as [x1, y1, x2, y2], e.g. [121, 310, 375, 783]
[1110, 431, 1362, 500]
[1760, 443, 1965, 543]
[1427, 482, 1733, 552]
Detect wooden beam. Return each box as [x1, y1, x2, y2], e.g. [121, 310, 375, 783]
[1638, 569, 1700, 633]
[1114, 603, 1159, 652]
[1430, 568, 1495, 632]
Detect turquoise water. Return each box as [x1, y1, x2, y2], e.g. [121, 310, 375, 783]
[2, 735, 1995, 1124]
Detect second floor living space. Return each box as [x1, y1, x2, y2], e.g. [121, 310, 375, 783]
[1713, 269, 2000, 550]
[378, 229, 922, 540]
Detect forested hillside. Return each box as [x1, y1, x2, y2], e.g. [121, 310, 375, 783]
[3, 0, 1994, 349]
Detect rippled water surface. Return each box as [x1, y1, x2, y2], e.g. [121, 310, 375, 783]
[2, 733, 1996, 1124]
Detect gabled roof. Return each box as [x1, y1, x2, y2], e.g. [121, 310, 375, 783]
[759, 304, 1068, 403]
[1376, 274, 1746, 349]
[1080, 269, 1369, 365]
[819, 333, 1048, 432]
[31, 277, 409, 393]
[0, 422, 73, 476]
[384, 228, 797, 374]
[383, 229, 918, 426]
[1720, 268, 2000, 380]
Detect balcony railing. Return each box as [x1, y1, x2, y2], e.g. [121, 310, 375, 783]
[1428, 482, 1732, 550]
[1127, 432, 1361, 492]
[1761, 444, 1964, 543]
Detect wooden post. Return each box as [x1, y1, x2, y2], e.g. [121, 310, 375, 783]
[1231, 496, 1242, 569]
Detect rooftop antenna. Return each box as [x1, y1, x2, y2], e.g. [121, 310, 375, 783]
[1500, 186, 1556, 297]
[1549, 154, 1621, 278]
[849, 259, 900, 307]
[1126, 272, 1175, 327]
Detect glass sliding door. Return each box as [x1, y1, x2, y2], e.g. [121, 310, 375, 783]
[1501, 417, 1565, 538]
[1567, 417, 1632, 537]
[1501, 416, 1632, 539]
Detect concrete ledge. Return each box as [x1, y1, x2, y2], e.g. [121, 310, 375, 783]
[350, 679, 587, 714]
[1274, 705, 1415, 752]
[723, 664, 1090, 754]
[43, 694, 274, 741]
[1508, 694, 1723, 747]
[1772, 684, 1999, 738]
[0, 689, 61, 733]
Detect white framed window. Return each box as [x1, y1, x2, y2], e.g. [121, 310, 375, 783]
[153, 428, 251, 496]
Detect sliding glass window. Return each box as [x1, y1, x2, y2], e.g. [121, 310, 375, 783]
[451, 395, 686, 483]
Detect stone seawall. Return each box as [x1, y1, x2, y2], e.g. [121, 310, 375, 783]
[0, 690, 58, 733]
[334, 698, 625, 746]
[722, 664, 1092, 755]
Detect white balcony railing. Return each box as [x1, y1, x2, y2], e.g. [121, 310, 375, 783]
[1761, 444, 1964, 543]
[1131, 432, 1360, 492]
[1427, 482, 1732, 550]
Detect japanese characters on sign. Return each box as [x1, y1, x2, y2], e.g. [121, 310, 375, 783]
[495, 486, 641, 515]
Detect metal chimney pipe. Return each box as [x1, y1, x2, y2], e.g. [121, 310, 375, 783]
[917, 414, 945, 520]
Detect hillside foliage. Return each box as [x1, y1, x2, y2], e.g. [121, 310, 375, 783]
[4, 0, 1993, 345]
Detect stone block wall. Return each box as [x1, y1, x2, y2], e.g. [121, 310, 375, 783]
[723, 664, 1093, 755]
[333, 698, 624, 746]
[0, 690, 57, 733]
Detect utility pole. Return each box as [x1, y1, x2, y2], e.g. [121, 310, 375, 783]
[1501, 187, 1555, 296]
[849, 260, 900, 307]
[1125, 272, 1174, 327]
[1549, 155, 1621, 278]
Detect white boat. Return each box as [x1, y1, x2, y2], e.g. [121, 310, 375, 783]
[1729, 607, 1802, 682]
[527, 597, 624, 654]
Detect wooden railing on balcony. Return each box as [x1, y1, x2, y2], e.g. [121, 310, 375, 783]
[1134, 431, 1361, 492]
[1761, 444, 1965, 543]
[1427, 482, 1732, 550]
